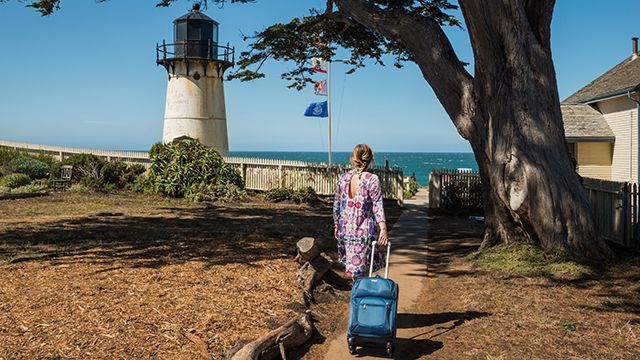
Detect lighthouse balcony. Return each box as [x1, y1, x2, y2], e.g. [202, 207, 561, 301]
[156, 40, 234, 67]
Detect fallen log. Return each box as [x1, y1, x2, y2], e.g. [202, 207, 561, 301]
[227, 311, 314, 360]
[297, 253, 332, 306]
[0, 191, 49, 200]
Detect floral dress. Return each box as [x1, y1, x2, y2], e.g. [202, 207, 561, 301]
[333, 170, 386, 278]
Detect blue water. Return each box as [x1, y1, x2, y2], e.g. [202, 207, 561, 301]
[228, 151, 478, 186]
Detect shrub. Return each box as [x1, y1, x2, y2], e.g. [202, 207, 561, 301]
[265, 187, 293, 202]
[50, 154, 144, 191]
[0, 147, 20, 166]
[292, 186, 318, 204]
[404, 176, 419, 199]
[145, 140, 245, 201]
[8, 156, 50, 179]
[0, 173, 31, 189]
[266, 187, 318, 204]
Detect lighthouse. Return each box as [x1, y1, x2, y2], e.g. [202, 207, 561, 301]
[156, 4, 234, 155]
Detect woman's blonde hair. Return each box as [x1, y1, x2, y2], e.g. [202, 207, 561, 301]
[350, 144, 374, 173]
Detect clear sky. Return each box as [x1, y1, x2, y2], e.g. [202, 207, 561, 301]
[0, 1, 639, 152]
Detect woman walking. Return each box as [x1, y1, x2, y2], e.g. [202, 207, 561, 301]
[333, 144, 388, 279]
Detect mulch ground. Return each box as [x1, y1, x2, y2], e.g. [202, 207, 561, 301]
[0, 192, 401, 359]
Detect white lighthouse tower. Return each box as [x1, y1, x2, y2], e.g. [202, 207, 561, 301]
[157, 4, 234, 155]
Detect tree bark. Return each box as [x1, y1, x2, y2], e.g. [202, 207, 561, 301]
[333, 0, 612, 259]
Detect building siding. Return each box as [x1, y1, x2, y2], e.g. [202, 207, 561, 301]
[576, 142, 612, 180]
[598, 97, 638, 182]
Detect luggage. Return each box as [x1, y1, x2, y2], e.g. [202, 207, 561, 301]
[347, 241, 398, 357]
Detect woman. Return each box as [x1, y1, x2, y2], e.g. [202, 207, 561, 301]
[333, 144, 388, 279]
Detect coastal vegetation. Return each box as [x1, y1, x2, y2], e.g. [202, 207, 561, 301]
[265, 186, 318, 204]
[141, 140, 246, 202]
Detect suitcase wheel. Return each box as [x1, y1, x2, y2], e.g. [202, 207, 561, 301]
[347, 337, 356, 355]
[385, 341, 394, 358]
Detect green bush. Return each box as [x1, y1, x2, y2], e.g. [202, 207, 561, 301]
[265, 187, 293, 202]
[0, 173, 31, 189]
[8, 156, 50, 179]
[144, 140, 245, 201]
[266, 187, 318, 204]
[404, 176, 419, 199]
[0, 147, 20, 166]
[50, 154, 144, 191]
[292, 186, 318, 204]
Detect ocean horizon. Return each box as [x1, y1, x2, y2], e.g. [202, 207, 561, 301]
[227, 151, 478, 186]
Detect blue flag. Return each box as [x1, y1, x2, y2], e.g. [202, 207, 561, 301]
[304, 101, 328, 117]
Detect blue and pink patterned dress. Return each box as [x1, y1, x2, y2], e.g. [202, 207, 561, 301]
[333, 170, 386, 278]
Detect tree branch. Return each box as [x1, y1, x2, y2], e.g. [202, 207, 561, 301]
[332, 0, 476, 138]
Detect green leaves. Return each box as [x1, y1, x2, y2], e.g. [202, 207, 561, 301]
[146, 140, 245, 202]
[229, 0, 460, 89]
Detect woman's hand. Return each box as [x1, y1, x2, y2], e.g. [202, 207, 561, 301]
[378, 223, 388, 246]
[334, 225, 339, 240]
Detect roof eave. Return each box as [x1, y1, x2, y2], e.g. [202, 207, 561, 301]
[580, 86, 640, 104]
[566, 136, 616, 143]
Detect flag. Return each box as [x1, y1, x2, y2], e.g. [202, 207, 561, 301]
[311, 57, 327, 73]
[304, 101, 328, 117]
[314, 79, 327, 96]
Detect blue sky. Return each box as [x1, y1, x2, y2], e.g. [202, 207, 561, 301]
[0, 1, 639, 152]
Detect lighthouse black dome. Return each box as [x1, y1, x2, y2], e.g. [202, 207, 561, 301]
[156, 4, 234, 69]
[173, 4, 218, 59]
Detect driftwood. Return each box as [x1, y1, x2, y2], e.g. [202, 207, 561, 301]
[296, 253, 332, 306]
[227, 311, 314, 360]
[184, 331, 213, 360]
[0, 191, 49, 200]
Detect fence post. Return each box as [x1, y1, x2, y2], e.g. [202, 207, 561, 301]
[429, 171, 441, 209]
[278, 165, 284, 188]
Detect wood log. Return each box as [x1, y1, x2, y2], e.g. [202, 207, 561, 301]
[0, 191, 49, 200]
[227, 311, 314, 360]
[296, 253, 332, 306]
[296, 237, 321, 263]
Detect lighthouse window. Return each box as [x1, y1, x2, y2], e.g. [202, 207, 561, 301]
[188, 22, 202, 40]
[175, 22, 187, 42]
[193, 73, 201, 80]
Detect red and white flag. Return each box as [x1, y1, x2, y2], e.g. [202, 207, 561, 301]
[311, 57, 327, 73]
[314, 79, 327, 96]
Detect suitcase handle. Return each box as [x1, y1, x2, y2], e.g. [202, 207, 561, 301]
[368, 240, 391, 278]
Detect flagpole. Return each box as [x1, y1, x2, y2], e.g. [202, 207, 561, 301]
[327, 60, 332, 166]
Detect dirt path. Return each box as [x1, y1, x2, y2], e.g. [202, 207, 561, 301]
[322, 190, 430, 359]
[316, 202, 640, 359]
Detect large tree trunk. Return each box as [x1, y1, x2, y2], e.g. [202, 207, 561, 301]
[333, 0, 612, 259]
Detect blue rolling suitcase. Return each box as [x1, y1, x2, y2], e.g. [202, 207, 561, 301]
[347, 241, 398, 357]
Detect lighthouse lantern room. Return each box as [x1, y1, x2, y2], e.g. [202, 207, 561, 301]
[156, 3, 234, 155]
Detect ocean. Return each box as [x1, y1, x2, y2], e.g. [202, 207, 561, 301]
[227, 151, 478, 186]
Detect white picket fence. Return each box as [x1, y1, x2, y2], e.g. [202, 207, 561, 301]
[0, 140, 404, 202]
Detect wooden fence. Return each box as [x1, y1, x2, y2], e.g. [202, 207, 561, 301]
[582, 177, 640, 250]
[0, 140, 404, 202]
[428, 168, 482, 210]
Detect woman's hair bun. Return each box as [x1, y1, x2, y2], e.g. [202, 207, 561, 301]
[350, 144, 374, 172]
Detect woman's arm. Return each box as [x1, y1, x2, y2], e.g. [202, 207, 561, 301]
[370, 175, 388, 245]
[333, 180, 341, 239]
